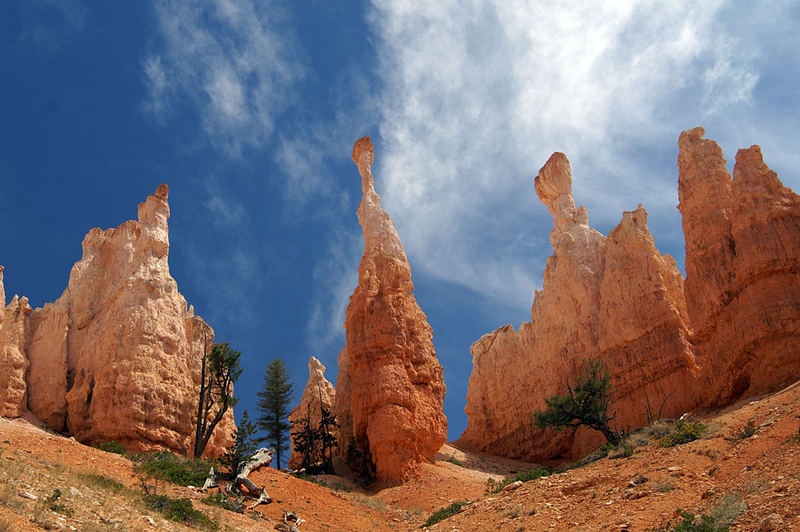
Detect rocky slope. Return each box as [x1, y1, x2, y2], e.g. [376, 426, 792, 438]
[2, 380, 799, 531]
[335, 137, 447, 483]
[288, 356, 337, 469]
[461, 129, 800, 461]
[0, 185, 232, 456]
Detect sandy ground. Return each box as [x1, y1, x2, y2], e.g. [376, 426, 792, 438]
[1, 382, 799, 531]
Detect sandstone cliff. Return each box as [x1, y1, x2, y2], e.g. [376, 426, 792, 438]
[335, 137, 447, 482]
[288, 356, 337, 469]
[0, 186, 233, 457]
[679, 127, 800, 405]
[460, 152, 699, 461]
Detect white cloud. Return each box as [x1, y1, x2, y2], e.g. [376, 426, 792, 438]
[306, 227, 361, 353]
[204, 181, 246, 226]
[142, 0, 302, 156]
[366, 0, 796, 311]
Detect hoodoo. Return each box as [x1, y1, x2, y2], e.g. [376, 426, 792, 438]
[288, 356, 337, 469]
[460, 150, 699, 461]
[462, 128, 800, 461]
[335, 137, 447, 482]
[0, 185, 233, 456]
[679, 127, 800, 405]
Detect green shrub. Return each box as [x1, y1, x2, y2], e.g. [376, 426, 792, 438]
[201, 492, 243, 513]
[653, 509, 728, 531]
[445, 458, 463, 467]
[136, 451, 216, 487]
[659, 419, 707, 447]
[421, 501, 469, 528]
[45, 489, 73, 517]
[78, 473, 125, 493]
[727, 421, 757, 443]
[144, 494, 217, 530]
[95, 441, 126, 455]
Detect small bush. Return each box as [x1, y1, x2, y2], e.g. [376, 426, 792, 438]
[45, 489, 73, 517]
[136, 451, 216, 487]
[707, 493, 747, 527]
[727, 421, 757, 443]
[201, 492, 243, 513]
[421, 501, 469, 528]
[144, 494, 217, 530]
[445, 458, 463, 467]
[78, 473, 125, 493]
[659, 419, 707, 447]
[95, 441, 126, 455]
[653, 509, 728, 531]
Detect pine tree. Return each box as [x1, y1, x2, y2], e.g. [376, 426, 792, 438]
[256, 358, 293, 468]
[220, 410, 257, 476]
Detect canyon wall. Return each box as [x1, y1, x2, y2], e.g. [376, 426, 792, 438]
[460, 152, 699, 460]
[0, 185, 233, 457]
[335, 137, 447, 483]
[288, 356, 337, 469]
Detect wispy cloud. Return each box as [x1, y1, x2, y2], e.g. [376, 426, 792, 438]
[306, 227, 361, 354]
[17, 0, 88, 54]
[366, 0, 788, 311]
[204, 179, 246, 227]
[142, 0, 303, 157]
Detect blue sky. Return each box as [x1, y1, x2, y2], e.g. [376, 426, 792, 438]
[1, 1, 798, 444]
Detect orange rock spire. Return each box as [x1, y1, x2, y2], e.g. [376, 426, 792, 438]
[0, 185, 232, 456]
[336, 137, 447, 482]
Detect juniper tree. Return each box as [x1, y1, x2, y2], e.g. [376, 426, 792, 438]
[256, 358, 294, 468]
[533, 359, 621, 445]
[193, 340, 242, 458]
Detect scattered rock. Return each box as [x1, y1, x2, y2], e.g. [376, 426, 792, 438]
[760, 513, 784, 531]
[503, 481, 523, 491]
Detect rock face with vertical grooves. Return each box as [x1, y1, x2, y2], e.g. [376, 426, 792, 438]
[335, 137, 447, 483]
[288, 356, 337, 469]
[0, 266, 32, 418]
[679, 127, 800, 405]
[0, 186, 233, 457]
[460, 151, 700, 461]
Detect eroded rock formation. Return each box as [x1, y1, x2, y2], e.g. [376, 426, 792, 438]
[0, 267, 32, 418]
[679, 127, 800, 405]
[335, 137, 447, 482]
[288, 356, 337, 469]
[0, 186, 233, 456]
[461, 152, 700, 461]
[462, 129, 800, 461]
